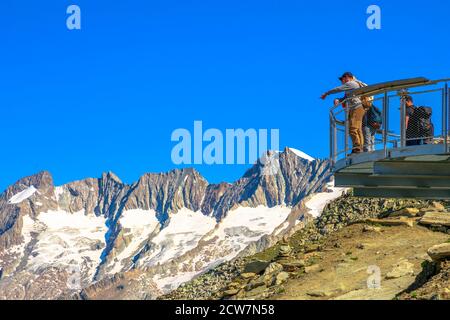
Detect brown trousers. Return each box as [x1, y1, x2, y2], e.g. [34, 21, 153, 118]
[349, 106, 366, 153]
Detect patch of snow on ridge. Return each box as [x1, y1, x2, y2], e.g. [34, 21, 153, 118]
[8, 186, 37, 204]
[153, 205, 292, 292]
[211, 205, 291, 261]
[22, 215, 35, 245]
[25, 210, 107, 281]
[217, 205, 291, 239]
[54, 186, 64, 201]
[288, 148, 315, 162]
[305, 181, 348, 218]
[120, 209, 159, 230]
[109, 209, 160, 274]
[154, 271, 201, 293]
[140, 209, 216, 267]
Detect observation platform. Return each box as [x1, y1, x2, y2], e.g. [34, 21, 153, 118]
[330, 77, 450, 199]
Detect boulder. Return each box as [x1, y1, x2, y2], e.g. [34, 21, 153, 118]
[362, 225, 382, 233]
[278, 245, 293, 258]
[244, 285, 269, 299]
[241, 273, 257, 280]
[275, 272, 290, 285]
[243, 260, 271, 274]
[307, 290, 328, 298]
[431, 202, 446, 212]
[307, 289, 337, 298]
[263, 262, 283, 276]
[222, 289, 240, 297]
[279, 260, 306, 272]
[419, 212, 450, 227]
[390, 208, 420, 218]
[427, 243, 450, 261]
[245, 278, 266, 291]
[227, 282, 242, 290]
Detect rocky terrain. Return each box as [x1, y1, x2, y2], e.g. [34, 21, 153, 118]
[162, 195, 450, 300]
[0, 148, 335, 299]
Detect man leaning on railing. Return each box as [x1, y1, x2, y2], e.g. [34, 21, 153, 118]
[321, 72, 366, 154]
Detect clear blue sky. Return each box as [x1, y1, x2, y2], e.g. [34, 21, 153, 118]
[1, 0, 450, 191]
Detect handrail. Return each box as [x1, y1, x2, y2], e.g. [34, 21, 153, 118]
[329, 78, 450, 113]
[347, 77, 432, 98]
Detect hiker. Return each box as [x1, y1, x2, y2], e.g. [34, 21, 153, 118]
[330, 73, 377, 152]
[321, 72, 366, 154]
[349, 76, 379, 153]
[404, 95, 434, 146]
[363, 110, 377, 152]
[360, 86, 382, 153]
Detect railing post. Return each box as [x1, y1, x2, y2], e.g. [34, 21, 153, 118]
[445, 83, 449, 152]
[344, 106, 349, 157]
[382, 92, 389, 157]
[329, 112, 334, 166]
[400, 94, 406, 148]
[333, 119, 337, 163]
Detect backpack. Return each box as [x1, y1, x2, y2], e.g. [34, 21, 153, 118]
[367, 105, 383, 129]
[406, 106, 433, 140]
[355, 79, 374, 110]
[416, 106, 433, 137]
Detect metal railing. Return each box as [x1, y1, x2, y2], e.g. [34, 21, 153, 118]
[330, 78, 450, 169]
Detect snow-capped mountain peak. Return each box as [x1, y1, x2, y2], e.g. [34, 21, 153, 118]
[0, 149, 332, 300]
[287, 147, 316, 162]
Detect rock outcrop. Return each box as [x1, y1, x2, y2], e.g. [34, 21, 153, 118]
[0, 171, 56, 250]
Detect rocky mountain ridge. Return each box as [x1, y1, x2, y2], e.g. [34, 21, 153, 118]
[0, 148, 333, 299]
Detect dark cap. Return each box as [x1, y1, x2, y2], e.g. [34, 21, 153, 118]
[339, 72, 354, 81]
[404, 95, 413, 102]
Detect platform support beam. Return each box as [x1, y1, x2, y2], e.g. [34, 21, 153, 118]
[400, 94, 406, 148]
[382, 92, 389, 157]
[444, 83, 449, 153]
